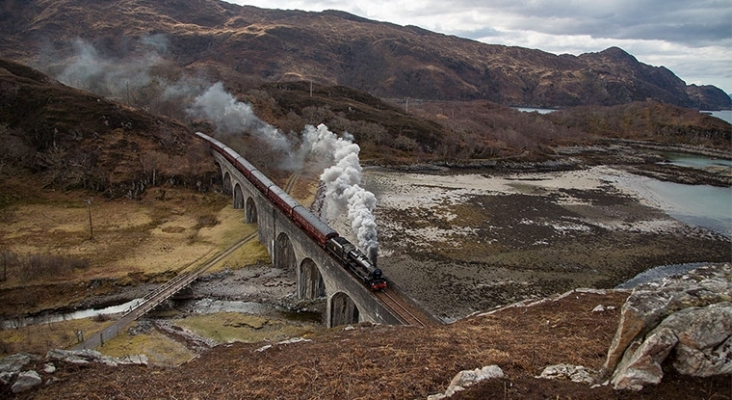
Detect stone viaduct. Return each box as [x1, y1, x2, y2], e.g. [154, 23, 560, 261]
[205, 138, 402, 328]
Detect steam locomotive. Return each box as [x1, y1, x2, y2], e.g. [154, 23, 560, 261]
[195, 132, 387, 291]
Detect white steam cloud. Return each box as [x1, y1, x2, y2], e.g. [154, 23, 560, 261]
[302, 124, 379, 263]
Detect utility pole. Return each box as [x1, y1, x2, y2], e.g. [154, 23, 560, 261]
[405, 98, 409, 113]
[85, 199, 93, 240]
[310, 79, 313, 97]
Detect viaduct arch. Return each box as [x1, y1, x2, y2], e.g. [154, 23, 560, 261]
[207, 146, 402, 328]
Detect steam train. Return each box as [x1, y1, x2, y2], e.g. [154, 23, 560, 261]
[195, 132, 387, 291]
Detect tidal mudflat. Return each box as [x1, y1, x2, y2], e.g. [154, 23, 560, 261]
[363, 166, 731, 321]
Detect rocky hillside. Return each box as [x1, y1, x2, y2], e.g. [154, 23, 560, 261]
[0, 0, 729, 110]
[0, 58, 216, 198]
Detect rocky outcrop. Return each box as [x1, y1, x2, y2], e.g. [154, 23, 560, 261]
[427, 365, 504, 399]
[537, 364, 597, 384]
[11, 370, 42, 393]
[603, 263, 732, 390]
[46, 349, 149, 367]
[0, 349, 149, 395]
[0, 353, 34, 374]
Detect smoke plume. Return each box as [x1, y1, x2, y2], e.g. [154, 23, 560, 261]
[303, 124, 379, 263]
[47, 37, 165, 102]
[187, 82, 291, 153]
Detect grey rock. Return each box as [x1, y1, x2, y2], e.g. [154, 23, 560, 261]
[43, 363, 56, 374]
[603, 263, 732, 376]
[11, 370, 42, 393]
[46, 349, 148, 367]
[611, 327, 678, 390]
[427, 365, 504, 399]
[538, 363, 597, 384]
[611, 302, 732, 390]
[668, 302, 732, 377]
[46, 349, 99, 365]
[0, 353, 32, 373]
[1, 371, 17, 385]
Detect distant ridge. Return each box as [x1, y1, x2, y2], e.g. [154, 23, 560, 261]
[0, 0, 729, 110]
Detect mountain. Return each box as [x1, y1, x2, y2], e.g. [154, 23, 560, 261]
[0, 0, 729, 110]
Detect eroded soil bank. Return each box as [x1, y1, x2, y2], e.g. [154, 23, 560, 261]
[365, 164, 731, 321]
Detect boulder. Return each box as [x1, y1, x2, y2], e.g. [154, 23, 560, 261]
[611, 326, 678, 390]
[0, 353, 33, 373]
[11, 370, 42, 393]
[603, 263, 731, 376]
[427, 365, 504, 399]
[538, 363, 597, 384]
[43, 363, 56, 374]
[605, 263, 732, 391]
[46, 349, 148, 367]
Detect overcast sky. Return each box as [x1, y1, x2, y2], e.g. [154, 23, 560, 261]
[225, 0, 732, 94]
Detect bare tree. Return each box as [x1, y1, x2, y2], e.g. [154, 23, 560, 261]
[85, 199, 93, 240]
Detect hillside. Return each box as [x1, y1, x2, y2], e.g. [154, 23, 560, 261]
[0, 0, 729, 110]
[2, 58, 729, 191]
[6, 290, 731, 399]
[0, 58, 216, 199]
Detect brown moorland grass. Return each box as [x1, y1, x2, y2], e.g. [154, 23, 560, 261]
[12, 290, 730, 399]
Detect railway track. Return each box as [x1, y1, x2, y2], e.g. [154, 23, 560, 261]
[284, 171, 301, 194]
[74, 232, 257, 350]
[375, 289, 430, 327]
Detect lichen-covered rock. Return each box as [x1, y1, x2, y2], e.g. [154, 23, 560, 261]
[605, 263, 732, 391]
[611, 327, 678, 390]
[538, 363, 597, 384]
[603, 263, 732, 376]
[11, 370, 42, 393]
[668, 302, 732, 377]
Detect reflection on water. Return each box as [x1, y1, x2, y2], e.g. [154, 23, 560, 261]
[1, 298, 323, 330]
[616, 262, 708, 289]
[607, 163, 732, 237]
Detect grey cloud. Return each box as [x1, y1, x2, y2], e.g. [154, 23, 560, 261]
[482, 0, 732, 46]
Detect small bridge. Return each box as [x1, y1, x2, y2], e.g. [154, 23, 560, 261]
[74, 232, 257, 350]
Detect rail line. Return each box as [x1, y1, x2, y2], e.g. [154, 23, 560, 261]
[283, 170, 301, 194]
[74, 232, 257, 350]
[375, 289, 429, 327]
